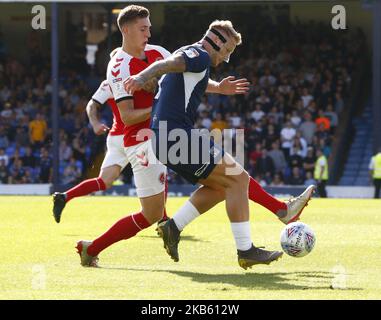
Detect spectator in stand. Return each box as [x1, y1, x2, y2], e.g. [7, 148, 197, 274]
[280, 121, 296, 160]
[324, 104, 338, 133]
[289, 145, 304, 170]
[211, 112, 228, 132]
[303, 147, 316, 176]
[8, 159, 25, 184]
[289, 167, 304, 185]
[301, 88, 314, 108]
[1, 101, 12, 119]
[198, 95, 213, 113]
[263, 123, 278, 150]
[246, 158, 256, 180]
[295, 131, 308, 157]
[228, 111, 242, 128]
[334, 91, 344, 114]
[62, 160, 82, 185]
[256, 148, 275, 178]
[38, 147, 52, 183]
[29, 112, 47, 150]
[304, 171, 316, 187]
[0, 127, 9, 149]
[14, 126, 29, 147]
[251, 104, 265, 122]
[268, 106, 283, 125]
[72, 136, 86, 172]
[59, 139, 73, 163]
[200, 111, 212, 130]
[271, 173, 285, 186]
[259, 68, 277, 88]
[21, 146, 37, 168]
[21, 169, 34, 183]
[299, 111, 316, 145]
[290, 109, 302, 127]
[315, 109, 330, 132]
[0, 147, 9, 166]
[256, 90, 271, 110]
[249, 142, 262, 164]
[268, 141, 287, 175]
[0, 159, 9, 183]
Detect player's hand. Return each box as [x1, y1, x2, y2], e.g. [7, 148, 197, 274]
[93, 123, 110, 135]
[142, 77, 158, 93]
[124, 76, 145, 95]
[218, 76, 250, 95]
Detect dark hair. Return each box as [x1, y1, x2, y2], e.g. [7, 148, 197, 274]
[117, 5, 150, 30]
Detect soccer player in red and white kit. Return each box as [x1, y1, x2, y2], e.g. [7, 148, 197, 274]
[73, 5, 173, 266]
[52, 80, 122, 220]
[52, 73, 169, 223]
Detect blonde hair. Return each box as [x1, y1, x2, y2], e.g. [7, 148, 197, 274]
[207, 20, 242, 45]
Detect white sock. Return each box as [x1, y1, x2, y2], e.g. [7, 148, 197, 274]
[230, 221, 252, 251]
[172, 200, 200, 231]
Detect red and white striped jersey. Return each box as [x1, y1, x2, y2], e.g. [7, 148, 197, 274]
[106, 44, 171, 147]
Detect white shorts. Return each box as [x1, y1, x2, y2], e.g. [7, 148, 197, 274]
[124, 140, 167, 198]
[101, 135, 129, 170]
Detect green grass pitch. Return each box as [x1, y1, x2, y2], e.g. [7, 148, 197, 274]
[1, 196, 380, 299]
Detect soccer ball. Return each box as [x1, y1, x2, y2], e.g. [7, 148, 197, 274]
[280, 222, 316, 257]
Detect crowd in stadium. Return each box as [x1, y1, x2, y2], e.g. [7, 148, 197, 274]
[0, 12, 365, 186]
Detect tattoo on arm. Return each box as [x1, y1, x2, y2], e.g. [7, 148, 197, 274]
[86, 100, 101, 126]
[139, 53, 186, 83]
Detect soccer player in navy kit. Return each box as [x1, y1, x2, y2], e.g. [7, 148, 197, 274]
[125, 20, 287, 269]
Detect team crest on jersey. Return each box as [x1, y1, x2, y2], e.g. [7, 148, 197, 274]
[183, 48, 199, 58]
[159, 172, 166, 185]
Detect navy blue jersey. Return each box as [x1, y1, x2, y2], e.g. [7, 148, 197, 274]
[151, 43, 210, 130]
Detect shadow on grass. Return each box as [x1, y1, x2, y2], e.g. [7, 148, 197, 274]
[166, 270, 363, 291]
[99, 267, 363, 291]
[138, 235, 208, 242]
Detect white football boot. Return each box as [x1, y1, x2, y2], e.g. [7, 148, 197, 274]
[276, 185, 316, 224]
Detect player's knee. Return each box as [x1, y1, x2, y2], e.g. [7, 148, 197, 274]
[229, 170, 249, 189]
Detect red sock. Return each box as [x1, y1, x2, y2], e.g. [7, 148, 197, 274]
[65, 177, 106, 202]
[248, 176, 287, 214]
[162, 179, 168, 220]
[87, 211, 150, 256]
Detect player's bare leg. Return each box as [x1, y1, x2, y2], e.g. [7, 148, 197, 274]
[139, 191, 166, 224]
[99, 165, 122, 189]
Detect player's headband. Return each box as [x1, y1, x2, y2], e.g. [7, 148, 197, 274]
[205, 29, 231, 63]
[205, 36, 221, 51]
[204, 28, 227, 52]
[210, 28, 227, 43]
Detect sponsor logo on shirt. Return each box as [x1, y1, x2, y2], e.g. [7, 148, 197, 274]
[183, 47, 199, 58]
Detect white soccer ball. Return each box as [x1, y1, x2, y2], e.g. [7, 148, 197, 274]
[280, 222, 316, 257]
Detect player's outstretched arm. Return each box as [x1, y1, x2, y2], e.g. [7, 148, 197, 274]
[206, 76, 250, 95]
[124, 53, 186, 94]
[86, 99, 110, 135]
